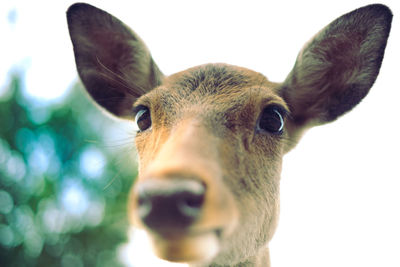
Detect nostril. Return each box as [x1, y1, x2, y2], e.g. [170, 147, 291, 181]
[184, 193, 204, 208]
[177, 190, 205, 217]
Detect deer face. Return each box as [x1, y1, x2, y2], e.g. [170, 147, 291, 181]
[129, 64, 286, 263]
[67, 3, 391, 266]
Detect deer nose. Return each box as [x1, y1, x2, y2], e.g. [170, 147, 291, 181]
[137, 179, 206, 232]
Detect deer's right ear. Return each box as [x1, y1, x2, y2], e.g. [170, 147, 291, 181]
[67, 3, 163, 117]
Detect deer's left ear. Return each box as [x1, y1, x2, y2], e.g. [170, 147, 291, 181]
[280, 4, 392, 131]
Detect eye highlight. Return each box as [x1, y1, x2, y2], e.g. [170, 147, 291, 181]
[257, 106, 285, 135]
[134, 106, 152, 132]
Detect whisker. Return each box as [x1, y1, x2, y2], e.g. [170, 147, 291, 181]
[95, 56, 149, 97]
[103, 169, 122, 191]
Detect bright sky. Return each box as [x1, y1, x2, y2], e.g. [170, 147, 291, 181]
[0, 1, 78, 103]
[1, 1, 399, 267]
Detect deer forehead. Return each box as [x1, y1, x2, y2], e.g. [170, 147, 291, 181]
[134, 64, 286, 126]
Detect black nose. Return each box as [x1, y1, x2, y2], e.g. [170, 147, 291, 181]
[137, 179, 206, 232]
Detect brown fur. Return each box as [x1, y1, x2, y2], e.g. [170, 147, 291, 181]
[67, 3, 392, 266]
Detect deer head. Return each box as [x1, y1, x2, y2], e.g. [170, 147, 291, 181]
[67, 3, 392, 266]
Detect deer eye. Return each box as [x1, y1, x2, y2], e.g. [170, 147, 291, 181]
[257, 106, 285, 134]
[134, 106, 152, 132]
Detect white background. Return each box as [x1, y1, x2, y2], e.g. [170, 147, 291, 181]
[1, 0, 399, 266]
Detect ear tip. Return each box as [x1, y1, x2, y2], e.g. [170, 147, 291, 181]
[67, 3, 86, 22]
[66, 3, 113, 34]
[67, 3, 89, 14]
[66, 3, 100, 21]
[361, 4, 393, 23]
[369, 4, 393, 37]
[367, 4, 393, 14]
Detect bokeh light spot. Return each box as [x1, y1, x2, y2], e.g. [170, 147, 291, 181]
[6, 152, 26, 182]
[28, 145, 50, 174]
[61, 181, 89, 216]
[24, 228, 44, 258]
[41, 200, 67, 234]
[0, 190, 14, 214]
[80, 146, 106, 179]
[85, 200, 105, 227]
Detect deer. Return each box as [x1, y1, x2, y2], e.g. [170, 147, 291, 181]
[66, 3, 392, 267]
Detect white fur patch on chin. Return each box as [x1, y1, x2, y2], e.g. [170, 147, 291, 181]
[118, 228, 188, 267]
[149, 231, 219, 264]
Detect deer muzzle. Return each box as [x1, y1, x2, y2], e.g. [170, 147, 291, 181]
[130, 120, 238, 263]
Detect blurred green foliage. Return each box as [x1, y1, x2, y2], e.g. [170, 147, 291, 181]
[0, 72, 137, 266]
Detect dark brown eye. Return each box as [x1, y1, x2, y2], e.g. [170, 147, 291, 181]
[257, 106, 285, 134]
[134, 106, 151, 132]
